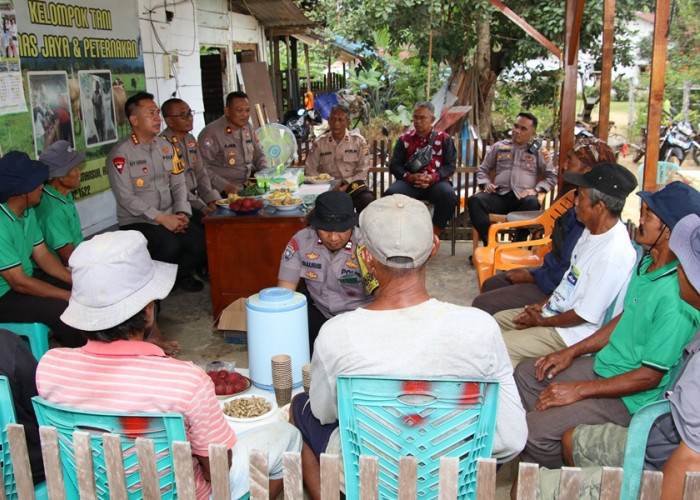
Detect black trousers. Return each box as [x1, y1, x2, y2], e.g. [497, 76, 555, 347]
[122, 222, 207, 280]
[467, 191, 540, 245]
[384, 179, 458, 229]
[0, 270, 86, 347]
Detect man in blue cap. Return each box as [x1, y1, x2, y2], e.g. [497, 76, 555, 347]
[514, 181, 700, 469]
[0, 151, 85, 347]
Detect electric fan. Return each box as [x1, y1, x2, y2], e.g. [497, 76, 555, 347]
[255, 123, 297, 168]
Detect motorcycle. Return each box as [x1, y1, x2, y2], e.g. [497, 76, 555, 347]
[573, 120, 628, 160]
[691, 123, 700, 166]
[283, 108, 323, 142]
[658, 120, 695, 165]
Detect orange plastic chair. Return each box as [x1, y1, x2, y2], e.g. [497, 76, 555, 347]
[472, 190, 576, 290]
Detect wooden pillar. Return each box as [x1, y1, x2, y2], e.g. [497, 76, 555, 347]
[273, 37, 284, 121]
[304, 44, 311, 93]
[598, 0, 615, 142]
[559, 0, 580, 191]
[643, 0, 671, 192]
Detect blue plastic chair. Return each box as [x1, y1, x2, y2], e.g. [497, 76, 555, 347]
[0, 376, 48, 499]
[0, 323, 50, 360]
[337, 376, 499, 500]
[619, 399, 671, 499]
[31, 396, 187, 499]
[637, 161, 682, 188]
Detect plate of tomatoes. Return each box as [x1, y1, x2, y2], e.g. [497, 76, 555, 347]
[206, 365, 252, 398]
[229, 197, 265, 215]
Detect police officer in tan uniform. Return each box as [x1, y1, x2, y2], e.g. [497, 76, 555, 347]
[161, 98, 220, 226]
[106, 91, 207, 293]
[305, 104, 375, 212]
[277, 191, 375, 352]
[197, 91, 269, 195]
[467, 112, 557, 245]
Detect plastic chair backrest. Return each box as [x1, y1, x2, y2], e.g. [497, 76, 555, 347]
[337, 376, 499, 500]
[31, 396, 186, 500]
[0, 376, 47, 499]
[637, 161, 682, 187]
[0, 323, 50, 360]
[620, 399, 671, 499]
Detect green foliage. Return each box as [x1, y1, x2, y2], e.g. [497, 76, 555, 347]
[384, 105, 412, 127]
[612, 77, 632, 101]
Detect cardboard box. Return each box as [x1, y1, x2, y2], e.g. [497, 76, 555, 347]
[215, 298, 248, 345]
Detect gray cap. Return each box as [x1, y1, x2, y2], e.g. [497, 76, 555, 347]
[669, 214, 700, 293]
[359, 194, 434, 269]
[39, 140, 85, 178]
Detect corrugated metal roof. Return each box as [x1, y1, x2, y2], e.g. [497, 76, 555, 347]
[229, 0, 315, 29]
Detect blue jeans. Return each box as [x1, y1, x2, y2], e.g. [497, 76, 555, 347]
[384, 179, 457, 229]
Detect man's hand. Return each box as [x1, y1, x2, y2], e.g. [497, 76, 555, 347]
[505, 268, 535, 284]
[513, 303, 544, 329]
[535, 382, 584, 410]
[535, 349, 575, 381]
[409, 173, 433, 189]
[484, 183, 498, 193]
[175, 213, 190, 233]
[155, 213, 183, 232]
[223, 184, 240, 195]
[519, 188, 538, 199]
[202, 202, 217, 216]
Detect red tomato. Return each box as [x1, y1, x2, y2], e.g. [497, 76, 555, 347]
[214, 384, 225, 395]
[224, 384, 235, 395]
[217, 369, 229, 379]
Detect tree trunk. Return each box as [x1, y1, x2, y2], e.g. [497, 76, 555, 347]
[476, 12, 496, 141]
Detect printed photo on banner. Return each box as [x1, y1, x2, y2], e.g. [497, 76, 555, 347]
[27, 70, 75, 158]
[79, 70, 117, 148]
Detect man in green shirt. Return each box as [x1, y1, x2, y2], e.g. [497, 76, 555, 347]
[34, 140, 85, 266]
[0, 151, 84, 347]
[514, 181, 700, 469]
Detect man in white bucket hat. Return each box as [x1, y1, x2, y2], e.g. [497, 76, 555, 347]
[35, 230, 301, 499]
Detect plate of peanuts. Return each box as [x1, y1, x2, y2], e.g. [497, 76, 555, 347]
[221, 394, 277, 422]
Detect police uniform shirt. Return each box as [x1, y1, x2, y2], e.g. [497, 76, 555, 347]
[197, 115, 269, 192]
[305, 130, 370, 184]
[161, 128, 220, 211]
[278, 226, 374, 318]
[106, 133, 190, 227]
[476, 139, 557, 197]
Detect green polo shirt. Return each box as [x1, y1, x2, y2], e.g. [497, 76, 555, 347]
[0, 204, 44, 297]
[34, 185, 83, 259]
[594, 255, 700, 414]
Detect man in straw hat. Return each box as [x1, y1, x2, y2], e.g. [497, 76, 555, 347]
[289, 194, 526, 499]
[535, 212, 700, 498]
[0, 150, 84, 347]
[277, 190, 375, 351]
[514, 181, 700, 470]
[472, 138, 617, 315]
[36, 230, 301, 500]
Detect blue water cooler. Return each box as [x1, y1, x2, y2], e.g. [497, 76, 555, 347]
[246, 287, 309, 390]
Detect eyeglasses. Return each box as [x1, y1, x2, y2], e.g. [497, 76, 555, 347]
[166, 110, 195, 119]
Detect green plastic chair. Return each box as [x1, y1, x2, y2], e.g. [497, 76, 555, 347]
[0, 323, 50, 360]
[337, 375, 499, 500]
[0, 376, 48, 500]
[619, 399, 671, 499]
[31, 396, 187, 499]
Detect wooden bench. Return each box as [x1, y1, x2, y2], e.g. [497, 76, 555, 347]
[5, 423, 700, 499]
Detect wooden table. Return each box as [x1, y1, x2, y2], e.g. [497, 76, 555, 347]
[204, 209, 308, 319]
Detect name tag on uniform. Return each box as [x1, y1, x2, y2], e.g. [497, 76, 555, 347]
[338, 275, 360, 284]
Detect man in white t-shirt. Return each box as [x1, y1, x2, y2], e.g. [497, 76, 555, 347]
[494, 162, 638, 367]
[288, 194, 527, 500]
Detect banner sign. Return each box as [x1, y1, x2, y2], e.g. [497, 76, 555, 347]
[1, 0, 145, 201]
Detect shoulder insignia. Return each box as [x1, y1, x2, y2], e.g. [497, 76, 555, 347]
[112, 157, 125, 174]
[306, 252, 319, 260]
[344, 240, 354, 252]
[254, 132, 260, 142]
[362, 146, 368, 155]
[306, 271, 318, 279]
[226, 126, 232, 135]
[284, 238, 299, 261]
[130, 133, 139, 145]
[171, 137, 178, 143]
[499, 143, 512, 151]
[187, 141, 197, 148]
[541, 148, 551, 163]
[346, 260, 358, 269]
[203, 137, 214, 148]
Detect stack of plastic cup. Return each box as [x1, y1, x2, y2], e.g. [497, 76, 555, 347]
[302, 364, 311, 392]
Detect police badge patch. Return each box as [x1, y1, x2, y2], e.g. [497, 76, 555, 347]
[203, 137, 214, 148]
[112, 157, 126, 174]
[284, 239, 299, 261]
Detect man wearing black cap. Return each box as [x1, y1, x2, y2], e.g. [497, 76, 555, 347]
[512, 180, 700, 470]
[0, 151, 84, 347]
[277, 191, 375, 350]
[34, 140, 86, 266]
[496, 162, 639, 368]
